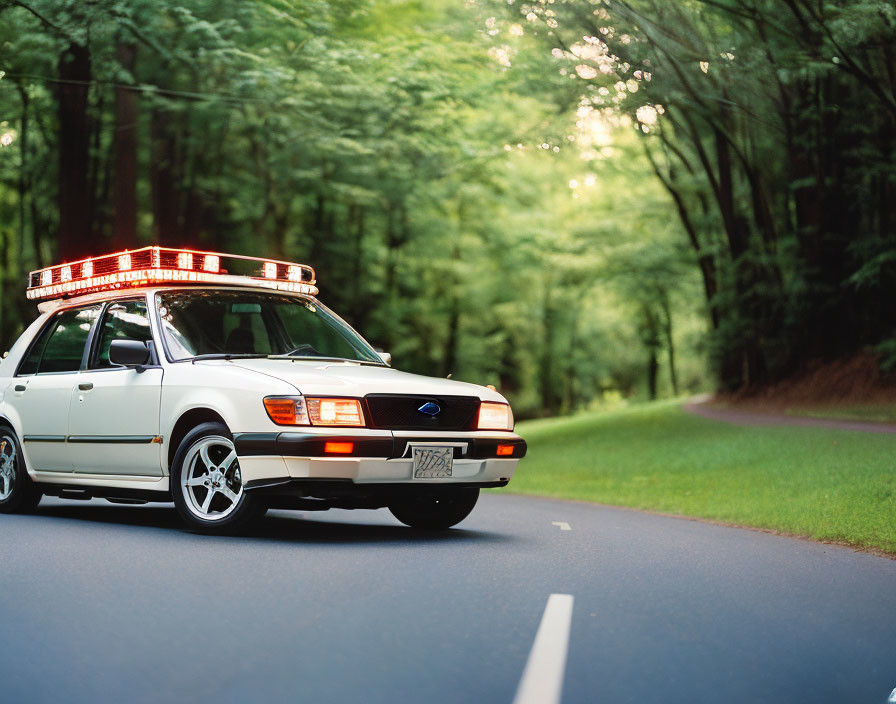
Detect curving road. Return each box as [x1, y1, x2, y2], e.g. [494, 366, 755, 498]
[683, 398, 896, 434]
[1, 493, 894, 704]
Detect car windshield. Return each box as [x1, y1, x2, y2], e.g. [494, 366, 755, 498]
[156, 290, 383, 364]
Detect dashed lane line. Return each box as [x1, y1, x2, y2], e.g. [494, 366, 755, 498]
[552, 521, 571, 531]
[512, 594, 575, 704]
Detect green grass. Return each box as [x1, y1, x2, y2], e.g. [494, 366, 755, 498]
[511, 401, 896, 554]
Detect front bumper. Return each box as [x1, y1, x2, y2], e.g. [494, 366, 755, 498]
[233, 429, 526, 488]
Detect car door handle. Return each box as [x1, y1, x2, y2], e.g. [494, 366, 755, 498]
[14, 384, 26, 392]
[78, 382, 94, 391]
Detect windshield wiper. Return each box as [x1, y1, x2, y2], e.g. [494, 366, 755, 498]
[189, 353, 269, 363]
[266, 354, 385, 366]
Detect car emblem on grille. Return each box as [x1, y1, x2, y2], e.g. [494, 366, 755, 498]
[417, 402, 441, 416]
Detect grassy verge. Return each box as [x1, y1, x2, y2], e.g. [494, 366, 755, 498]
[511, 401, 896, 554]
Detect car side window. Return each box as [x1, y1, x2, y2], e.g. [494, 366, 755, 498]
[19, 305, 101, 375]
[17, 318, 58, 376]
[93, 300, 154, 369]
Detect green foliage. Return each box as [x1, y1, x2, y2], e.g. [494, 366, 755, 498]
[0, 0, 711, 414]
[4, 0, 895, 408]
[508, 0, 896, 389]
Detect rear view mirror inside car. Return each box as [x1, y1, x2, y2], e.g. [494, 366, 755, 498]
[231, 303, 262, 314]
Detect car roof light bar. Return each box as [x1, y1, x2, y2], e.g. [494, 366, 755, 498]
[26, 246, 318, 301]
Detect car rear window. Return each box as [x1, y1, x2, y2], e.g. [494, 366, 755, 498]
[18, 305, 101, 375]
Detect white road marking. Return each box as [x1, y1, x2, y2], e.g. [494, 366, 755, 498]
[888, 686, 896, 703]
[552, 521, 571, 531]
[512, 593, 574, 704]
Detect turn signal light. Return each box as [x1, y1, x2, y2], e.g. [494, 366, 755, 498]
[263, 397, 310, 426]
[324, 442, 354, 454]
[477, 402, 514, 431]
[496, 444, 514, 456]
[306, 398, 365, 427]
[266, 396, 365, 427]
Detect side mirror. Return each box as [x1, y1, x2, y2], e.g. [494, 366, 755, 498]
[109, 339, 150, 367]
[377, 351, 392, 366]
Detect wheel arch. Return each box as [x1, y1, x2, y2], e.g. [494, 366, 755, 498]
[0, 411, 34, 478]
[0, 407, 24, 434]
[166, 408, 229, 473]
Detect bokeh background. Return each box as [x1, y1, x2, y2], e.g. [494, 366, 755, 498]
[1, 0, 894, 418]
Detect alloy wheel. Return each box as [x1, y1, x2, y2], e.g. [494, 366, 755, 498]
[180, 435, 244, 521]
[0, 434, 18, 501]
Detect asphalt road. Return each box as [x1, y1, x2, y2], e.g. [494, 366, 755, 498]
[684, 399, 896, 434]
[1, 493, 894, 704]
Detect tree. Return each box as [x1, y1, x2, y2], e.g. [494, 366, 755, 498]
[0, 0, 711, 412]
[512, 0, 896, 389]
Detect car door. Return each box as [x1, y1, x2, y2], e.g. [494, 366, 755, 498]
[68, 297, 164, 477]
[13, 304, 102, 472]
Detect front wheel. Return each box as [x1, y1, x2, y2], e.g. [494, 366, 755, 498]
[389, 488, 479, 530]
[171, 422, 265, 534]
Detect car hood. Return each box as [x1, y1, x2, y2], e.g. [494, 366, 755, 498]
[224, 358, 506, 402]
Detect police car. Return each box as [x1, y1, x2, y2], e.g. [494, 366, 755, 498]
[0, 248, 525, 532]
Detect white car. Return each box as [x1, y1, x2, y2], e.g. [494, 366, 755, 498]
[0, 247, 525, 532]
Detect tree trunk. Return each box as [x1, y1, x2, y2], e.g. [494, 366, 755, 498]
[564, 303, 581, 412]
[349, 204, 368, 328]
[150, 108, 179, 245]
[643, 142, 720, 329]
[659, 292, 679, 395]
[15, 82, 31, 266]
[0, 229, 5, 349]
[57, 42, 93, 261]
[383, 200, 406, 304]
[640, 303, 661, 400]
[442, 240, 462, 378]
[715, 127, 748, 260]
[539, 279, 559, 415]
[647, 350, 659, 401]
[112, 42, 138, 249]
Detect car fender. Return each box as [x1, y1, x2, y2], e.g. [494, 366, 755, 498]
[0, 401, 33, 479]
[160, 361, 299, 473]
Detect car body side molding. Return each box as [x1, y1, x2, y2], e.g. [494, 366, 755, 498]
[24, 435, 157, 444]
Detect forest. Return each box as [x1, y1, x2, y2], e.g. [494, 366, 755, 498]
[0, 0, 894, 417]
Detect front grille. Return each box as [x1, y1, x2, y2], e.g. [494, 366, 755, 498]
[365, 394, 480, 431]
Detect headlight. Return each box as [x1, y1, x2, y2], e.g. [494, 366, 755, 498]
[477, 401, 514, 431]
[264, 396, 310, 425]
[264, 396, 366, 427]
[306, 397, 366, 426]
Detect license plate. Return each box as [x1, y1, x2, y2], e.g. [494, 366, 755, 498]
[412, 446, 453, 479]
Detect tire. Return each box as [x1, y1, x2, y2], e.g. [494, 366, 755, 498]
[0, 424, 42, 514]
[170, 422, 265, 534]
[389, 487, 480, 530]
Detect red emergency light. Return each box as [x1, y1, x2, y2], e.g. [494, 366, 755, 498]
[26, 247, 318, 301]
